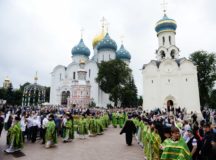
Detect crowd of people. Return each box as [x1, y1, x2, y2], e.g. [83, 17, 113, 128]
[0, 105, 111, 153]
[119, 107, 216, 160]
[0, 105, 216, 160]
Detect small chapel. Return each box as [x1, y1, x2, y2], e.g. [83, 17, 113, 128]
[50, 19, 131, 107]
[142, 12, 200, 113]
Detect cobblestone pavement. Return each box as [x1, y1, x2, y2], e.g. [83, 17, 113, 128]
[0, 126, 144, 160]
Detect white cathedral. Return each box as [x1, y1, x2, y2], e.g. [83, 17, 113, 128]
[142, 13, 200, 112]
[50, 24, 131, 108]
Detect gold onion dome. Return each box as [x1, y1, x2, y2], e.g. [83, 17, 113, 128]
[92, 31, 105, 48]
[4, 76, 10, 81]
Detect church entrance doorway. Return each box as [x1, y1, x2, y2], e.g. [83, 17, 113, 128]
[167, 100, 174, 112]
[61, 91, 70, 106]
[164, 95, 176, 113]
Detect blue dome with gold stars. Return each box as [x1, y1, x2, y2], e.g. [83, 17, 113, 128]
[155, 14, 177, 34]
[116, 44, 131, 60]
[97, 33, 117, 51]
[71, 39, 90, 57]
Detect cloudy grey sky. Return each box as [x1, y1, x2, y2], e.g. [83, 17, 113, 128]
[0, 0, 216, 96]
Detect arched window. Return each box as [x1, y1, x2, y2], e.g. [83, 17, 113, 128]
[66, 91, 70, 97]
[89, 69, 91, 78]
[73, 72, 76, 79]
[61, 91, 67, 105]
[162, 36, 165, 45]
[170, 50, 175, 59]
[169, 36, 171, 45]
[160, 50, 165, 59]
[60, 73, 62, 81]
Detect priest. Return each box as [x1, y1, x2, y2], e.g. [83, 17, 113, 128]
[5, 116, 23, 153]
[120, 114, 136, 146]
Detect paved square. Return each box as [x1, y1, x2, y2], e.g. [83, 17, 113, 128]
[0, 127, 144, 160]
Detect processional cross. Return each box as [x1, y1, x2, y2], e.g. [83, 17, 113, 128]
[161, 0, 168, 15]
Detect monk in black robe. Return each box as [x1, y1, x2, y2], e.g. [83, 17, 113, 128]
[120, 117, 136, 146]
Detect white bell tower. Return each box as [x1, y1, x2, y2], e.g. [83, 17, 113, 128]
[155, 1, 180, 61]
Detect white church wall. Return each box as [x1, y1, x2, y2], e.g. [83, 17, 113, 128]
[100, 90, 112, 107]
[179, 61, 200, 112]
[143, 58, 200, 113]
[50, 65, 66, 104]
[85, 61, 99, 105]
[180, 61, 196, 73]
[159, 72, 181, 109]
[143, 75, 159, 111]
[72, 55, 89, 64]
[97, 50, 116, 63]
[50, 73, 56, 104]
[66, 63, 80, 80]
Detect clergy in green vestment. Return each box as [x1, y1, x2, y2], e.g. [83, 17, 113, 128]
[78, 117, 88, 139]
[45, 114, 57, 148]
[96, 117, 104, 135]
[112, 112, 117, 128]
[151, 123, 162, 160]
[161, 126, 192, 160]
[89, 116, 97, 136]
[118, 112, 125, 128]
[5, 116, 23, 153]
[63, 113, 73, 142]
[145, 125, 153, 160]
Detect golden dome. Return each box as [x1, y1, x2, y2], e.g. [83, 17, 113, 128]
[4, 76, 10, 82]
[92, 31, 105, 48]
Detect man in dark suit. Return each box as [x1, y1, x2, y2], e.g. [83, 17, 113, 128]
[200, 122, 216, 160]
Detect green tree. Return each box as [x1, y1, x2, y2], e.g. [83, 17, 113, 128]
[209, 89, 216, 109]
[0, 87, 7, 100]
[45, 87, 50, 102]
[88, 101, 96, 108]
[6, 83, 14, 105]
[0, 82, 50, 106]
[13, 89, 23, 105]
[137, 96, 143, 106]
[120, 77, 138, 107]
[96, 59, 132, 106]
[189, 50, 216, 108]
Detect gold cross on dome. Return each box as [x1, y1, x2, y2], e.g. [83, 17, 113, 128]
[34, 71, 38, 83]
[120, 35, 124, 44]
[35, 71, 38, 78]
[105, 22, 110, 33]
[161, 0, 168, 14]
[100, 16, 106, 30]
[80, 27, 84, 38]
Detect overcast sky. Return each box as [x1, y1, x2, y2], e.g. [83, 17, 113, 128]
[0, 0, 216, 96]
